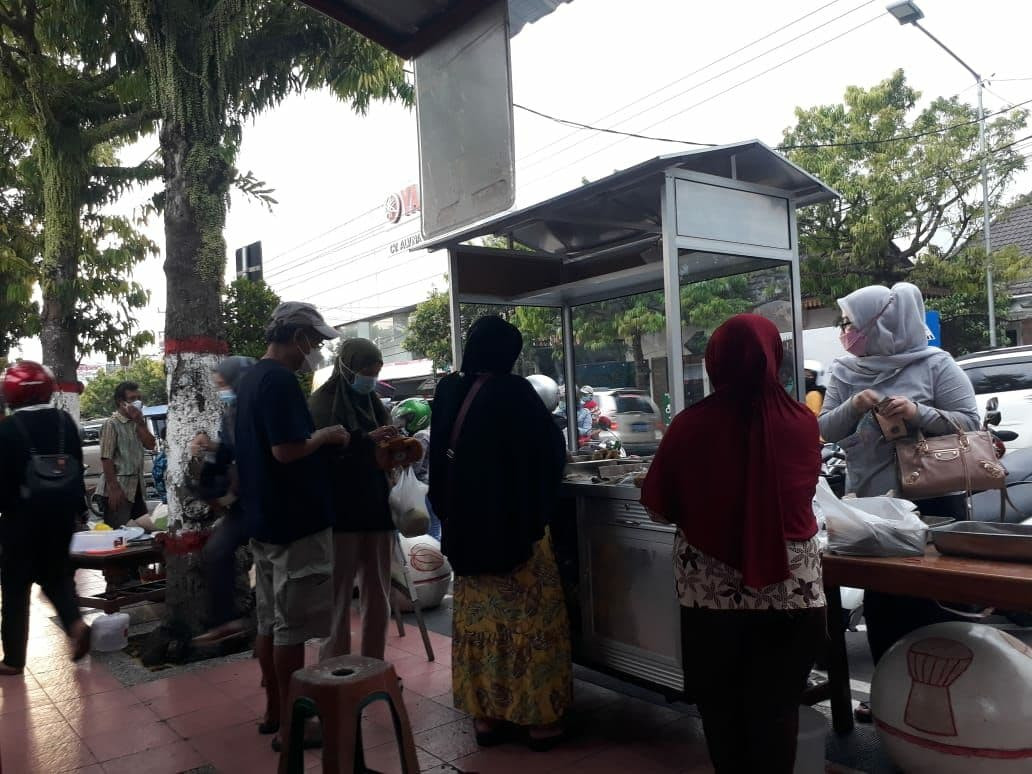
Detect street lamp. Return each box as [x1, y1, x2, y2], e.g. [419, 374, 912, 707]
[887, 1, 998, 346]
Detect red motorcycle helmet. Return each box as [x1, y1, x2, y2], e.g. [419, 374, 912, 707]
[2, 361, 56, 409]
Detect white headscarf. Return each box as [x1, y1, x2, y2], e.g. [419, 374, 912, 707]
[831, 282, 942, 389]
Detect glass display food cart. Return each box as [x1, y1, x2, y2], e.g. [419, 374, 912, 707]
[422, 140, 838, 694]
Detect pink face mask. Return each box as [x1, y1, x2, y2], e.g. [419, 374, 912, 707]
[839, 296, 894, 357]
[839, 327, 868, 356]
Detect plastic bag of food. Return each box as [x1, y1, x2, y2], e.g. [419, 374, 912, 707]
[389, 467, 430, 538]
[816, 478, 926, 557]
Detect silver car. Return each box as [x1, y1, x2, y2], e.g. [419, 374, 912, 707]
[594, 389, 665, 455]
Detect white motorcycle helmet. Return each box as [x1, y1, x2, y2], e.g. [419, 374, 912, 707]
[527, 374, 560, 413]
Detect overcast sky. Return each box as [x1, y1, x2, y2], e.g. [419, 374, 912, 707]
[13, 0, 1032, 364]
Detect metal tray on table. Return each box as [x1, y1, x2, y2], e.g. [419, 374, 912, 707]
[930, 522, 1032, 563]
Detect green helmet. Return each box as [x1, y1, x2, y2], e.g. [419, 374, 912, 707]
[391, 397, 431, 433]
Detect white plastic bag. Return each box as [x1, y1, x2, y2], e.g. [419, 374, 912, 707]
[389, 467, 430, 538]
[816, 478, 926, 557]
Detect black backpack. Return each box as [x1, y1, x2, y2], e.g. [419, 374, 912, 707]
[11, 410, 84, 513]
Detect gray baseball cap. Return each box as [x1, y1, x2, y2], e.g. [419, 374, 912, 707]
[267, 302, 340, 340]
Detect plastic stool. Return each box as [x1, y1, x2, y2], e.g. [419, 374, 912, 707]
[278, 656, 419, 774]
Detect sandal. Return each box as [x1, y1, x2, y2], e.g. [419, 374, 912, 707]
[854, 701, 873, 723]
[474, 719, 507, 747]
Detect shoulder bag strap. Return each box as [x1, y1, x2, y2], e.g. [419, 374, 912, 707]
[447, 375, 490, 459]
[444, 375, 490, 517]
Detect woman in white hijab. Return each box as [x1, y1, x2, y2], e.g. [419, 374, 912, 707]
[819, 281, 980, 722]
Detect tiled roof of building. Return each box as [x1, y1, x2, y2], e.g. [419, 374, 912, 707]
[970, 196, 1032, 255]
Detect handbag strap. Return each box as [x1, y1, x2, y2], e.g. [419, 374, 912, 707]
[447, 375, 490, 459]
[443, 375, 490, 520]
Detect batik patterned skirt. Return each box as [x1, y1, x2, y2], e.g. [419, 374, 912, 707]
[451, 529, 572, 726]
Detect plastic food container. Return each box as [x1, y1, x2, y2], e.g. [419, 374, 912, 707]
[91, 613, 130, 652]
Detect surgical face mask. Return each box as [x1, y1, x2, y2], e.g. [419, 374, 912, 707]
[350, 374, 378, 395]
[218, 389, 236, 406]
[839, 327, 868, 357]
[296, 334, 321, 373]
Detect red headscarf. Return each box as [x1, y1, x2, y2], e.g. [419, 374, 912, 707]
[640, 315, 820, 588]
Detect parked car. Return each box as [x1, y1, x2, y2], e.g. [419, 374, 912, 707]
[593, 388, 665, 455]
[957, 346, 1032, 450]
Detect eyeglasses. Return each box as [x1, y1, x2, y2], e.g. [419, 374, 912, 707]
[836, 317, 853, 333]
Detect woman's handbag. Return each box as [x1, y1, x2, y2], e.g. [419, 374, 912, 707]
[894, 412, 1013, 518]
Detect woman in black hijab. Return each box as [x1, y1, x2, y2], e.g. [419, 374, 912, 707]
[429, 316, 570, 751]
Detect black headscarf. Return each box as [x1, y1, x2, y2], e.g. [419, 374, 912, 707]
[428, 315, 565, 576]
[462, 315, 523, 376]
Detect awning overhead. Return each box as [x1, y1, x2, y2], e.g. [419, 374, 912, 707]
[299, 0, 571, 59]
[420, 141, 839, 258]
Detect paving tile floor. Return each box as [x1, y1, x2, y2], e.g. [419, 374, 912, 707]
[0, 571, 861, 773]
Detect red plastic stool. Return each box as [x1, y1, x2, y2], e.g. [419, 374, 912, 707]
[278, 656, 419, 774]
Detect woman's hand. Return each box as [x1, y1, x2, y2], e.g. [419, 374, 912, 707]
[369, 425, 400, 443]
[879, 396, 918, 421]
[851, 389, 882, 413]
[190, 432, 211, 458]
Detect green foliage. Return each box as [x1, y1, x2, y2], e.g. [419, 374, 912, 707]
[80, 359, 167, 419]
[0, 0, 159, 378]
[403, 290, 453, 371]
[0, 126, 40, 357]
[222, 277, 281, 358]
[909, 245, 1032, 355]
[783, 70, 1028, 302]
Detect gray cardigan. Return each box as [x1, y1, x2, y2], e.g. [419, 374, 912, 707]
[819, 352, 980, 498]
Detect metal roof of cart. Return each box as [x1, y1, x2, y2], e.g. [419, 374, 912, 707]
[420, 140, 839, 256]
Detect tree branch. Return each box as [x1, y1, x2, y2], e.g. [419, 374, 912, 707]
[83, 107, 159, 148]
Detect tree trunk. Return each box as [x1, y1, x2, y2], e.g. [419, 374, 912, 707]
[37, 134, 87, 422]
[160, 119, 240, 633]
[631, 334, 650, 390]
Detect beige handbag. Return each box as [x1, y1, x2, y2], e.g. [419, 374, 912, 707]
[895, 412, 1006, 508]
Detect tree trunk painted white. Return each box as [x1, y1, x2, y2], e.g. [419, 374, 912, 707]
[163, 350, 223, 631]
[53, 389, 81, 424]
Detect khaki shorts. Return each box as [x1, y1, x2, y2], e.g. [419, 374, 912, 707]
[252, 528, 333, 647]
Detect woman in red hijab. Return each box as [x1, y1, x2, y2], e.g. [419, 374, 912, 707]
[641, 315, 825, 774]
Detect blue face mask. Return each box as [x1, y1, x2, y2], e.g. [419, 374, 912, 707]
[218, 389, 236, 405]
[350, 374, 378, 395]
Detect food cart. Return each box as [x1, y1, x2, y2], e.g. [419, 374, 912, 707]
[422, 140, 838, 694]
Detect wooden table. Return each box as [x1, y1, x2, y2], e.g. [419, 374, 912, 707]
[822, 547, 1032, 733]
[69, 544, 166, 614]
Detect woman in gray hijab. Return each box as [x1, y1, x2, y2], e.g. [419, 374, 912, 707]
[819, 282, 980, 721]
[309, 339, 399, 661]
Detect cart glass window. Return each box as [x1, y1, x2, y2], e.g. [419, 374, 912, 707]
[571, 290, 668, 397]
[679, 262, 796, 407]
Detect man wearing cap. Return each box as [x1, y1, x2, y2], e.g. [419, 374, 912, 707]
[234, 301, 350, 750]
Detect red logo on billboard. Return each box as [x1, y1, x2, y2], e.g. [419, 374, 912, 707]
[385, 184, 420, 223]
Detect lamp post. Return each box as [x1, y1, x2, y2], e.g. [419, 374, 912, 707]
[887, 1, 998, 346]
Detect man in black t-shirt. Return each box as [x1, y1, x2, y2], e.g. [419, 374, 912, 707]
[0, 362, 91, 674]
[234, 302, 350, 749]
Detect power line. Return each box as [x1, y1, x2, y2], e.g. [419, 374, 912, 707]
[260, 204, 380, 268]
[510, 95, 1032, 155]
[516, 12, 885, 193]
[517, 0, 877, 176]
[512, 0, 857, 165]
